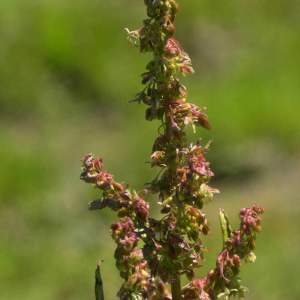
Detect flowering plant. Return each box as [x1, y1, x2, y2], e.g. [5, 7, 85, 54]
[80, 1, 264, 299]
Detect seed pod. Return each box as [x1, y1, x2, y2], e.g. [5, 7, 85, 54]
[170, 0, 179, 14]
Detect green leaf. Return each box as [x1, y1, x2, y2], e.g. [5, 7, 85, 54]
[205, 136, 214, 149]
[95, 261, 104, 300]
[219, 209, 232, 247]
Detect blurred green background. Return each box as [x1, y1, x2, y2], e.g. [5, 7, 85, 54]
[1, 0, 299, 299]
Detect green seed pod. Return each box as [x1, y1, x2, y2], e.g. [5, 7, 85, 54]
[238, 288, 246, 299]
[159, 1, 169, 12]
[117, 207, 128, 218]
[194, 196, 205, 209]
[245, 251, 256, 264]
[248, 238, 256, 250]
[170, 0, 179, 14]
[147, 6, 160, 18]
[169, 13, 176, 23]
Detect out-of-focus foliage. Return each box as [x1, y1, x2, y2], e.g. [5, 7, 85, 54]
[0, 0, 299, 299]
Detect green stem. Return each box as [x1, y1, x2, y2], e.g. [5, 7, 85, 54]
[165, 108, 172, 138]
[171, 277, 181, 300]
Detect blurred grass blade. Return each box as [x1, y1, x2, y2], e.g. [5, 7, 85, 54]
[95, 260, 104, 300]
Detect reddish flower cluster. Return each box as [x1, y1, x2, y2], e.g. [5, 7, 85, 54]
[80, 153, 150, 219]
[239, 204, 264, 236]
[206, 206, 264, 299]
[81, 154, 172, 299]
[112, 217, 155, 300]
[149, 139, 219, 217]
[181, 278, 212, 300]
[80, 1, 264, 300]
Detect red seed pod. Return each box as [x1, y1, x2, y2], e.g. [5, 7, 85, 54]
[232, 254, 242, 268]
[134, 201, 149, 223]
[111, 222, 122, 232]
[207, 269, 217, 284]
[113, 181, 124, 192]
[225, 256, 232, 266]
[253, 204, 264, 214]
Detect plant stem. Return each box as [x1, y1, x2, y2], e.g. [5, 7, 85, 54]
[165, 108, 172, 137]
[171, 277, 181, 300]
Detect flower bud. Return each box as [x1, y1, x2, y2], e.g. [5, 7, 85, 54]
[111, 222, 122, 232]
[170, 0, 179, 14]
[179, 85, 187, 98]
[178, 60, 195, 77]
[134, 201, 149, 223]
[127, 273, 138, 289]
[113, 181, 124, 192]
[202, 223, 209, 235]
[196, 110, 211, 130]
[120, 192, 131, 201]
[129, 249, 143, 265]
[194, 195, 205, 209]
[225, 256, 231, 266]
[118, 207, 128, 218]
[80, 171, 97, 183]
[253, 204, 264, 214]
[147, 6, 160, 18]
[199, 184, 208, 198]
[151, 151, 165, 167]
[176, 102, 191, 114]
[171, 120, 181, 133]
[166, 22, 175, 38]
[232, 254, 242, 268]
[255, 225, 262, 233]
[245, 251, 256, 264]
[238, 288, 246, 299]
[125, 28, 140, 47]
[247, 216, 256, 228]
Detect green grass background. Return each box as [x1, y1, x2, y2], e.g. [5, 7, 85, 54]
[1, 0, 299, 299]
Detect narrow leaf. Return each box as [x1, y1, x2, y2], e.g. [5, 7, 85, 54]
[219, 209, 232, 247]
[95, 260, 104, 300]
[205, 136, 214, 149]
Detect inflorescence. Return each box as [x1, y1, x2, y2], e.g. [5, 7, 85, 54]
[80, 1, 264, 299]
